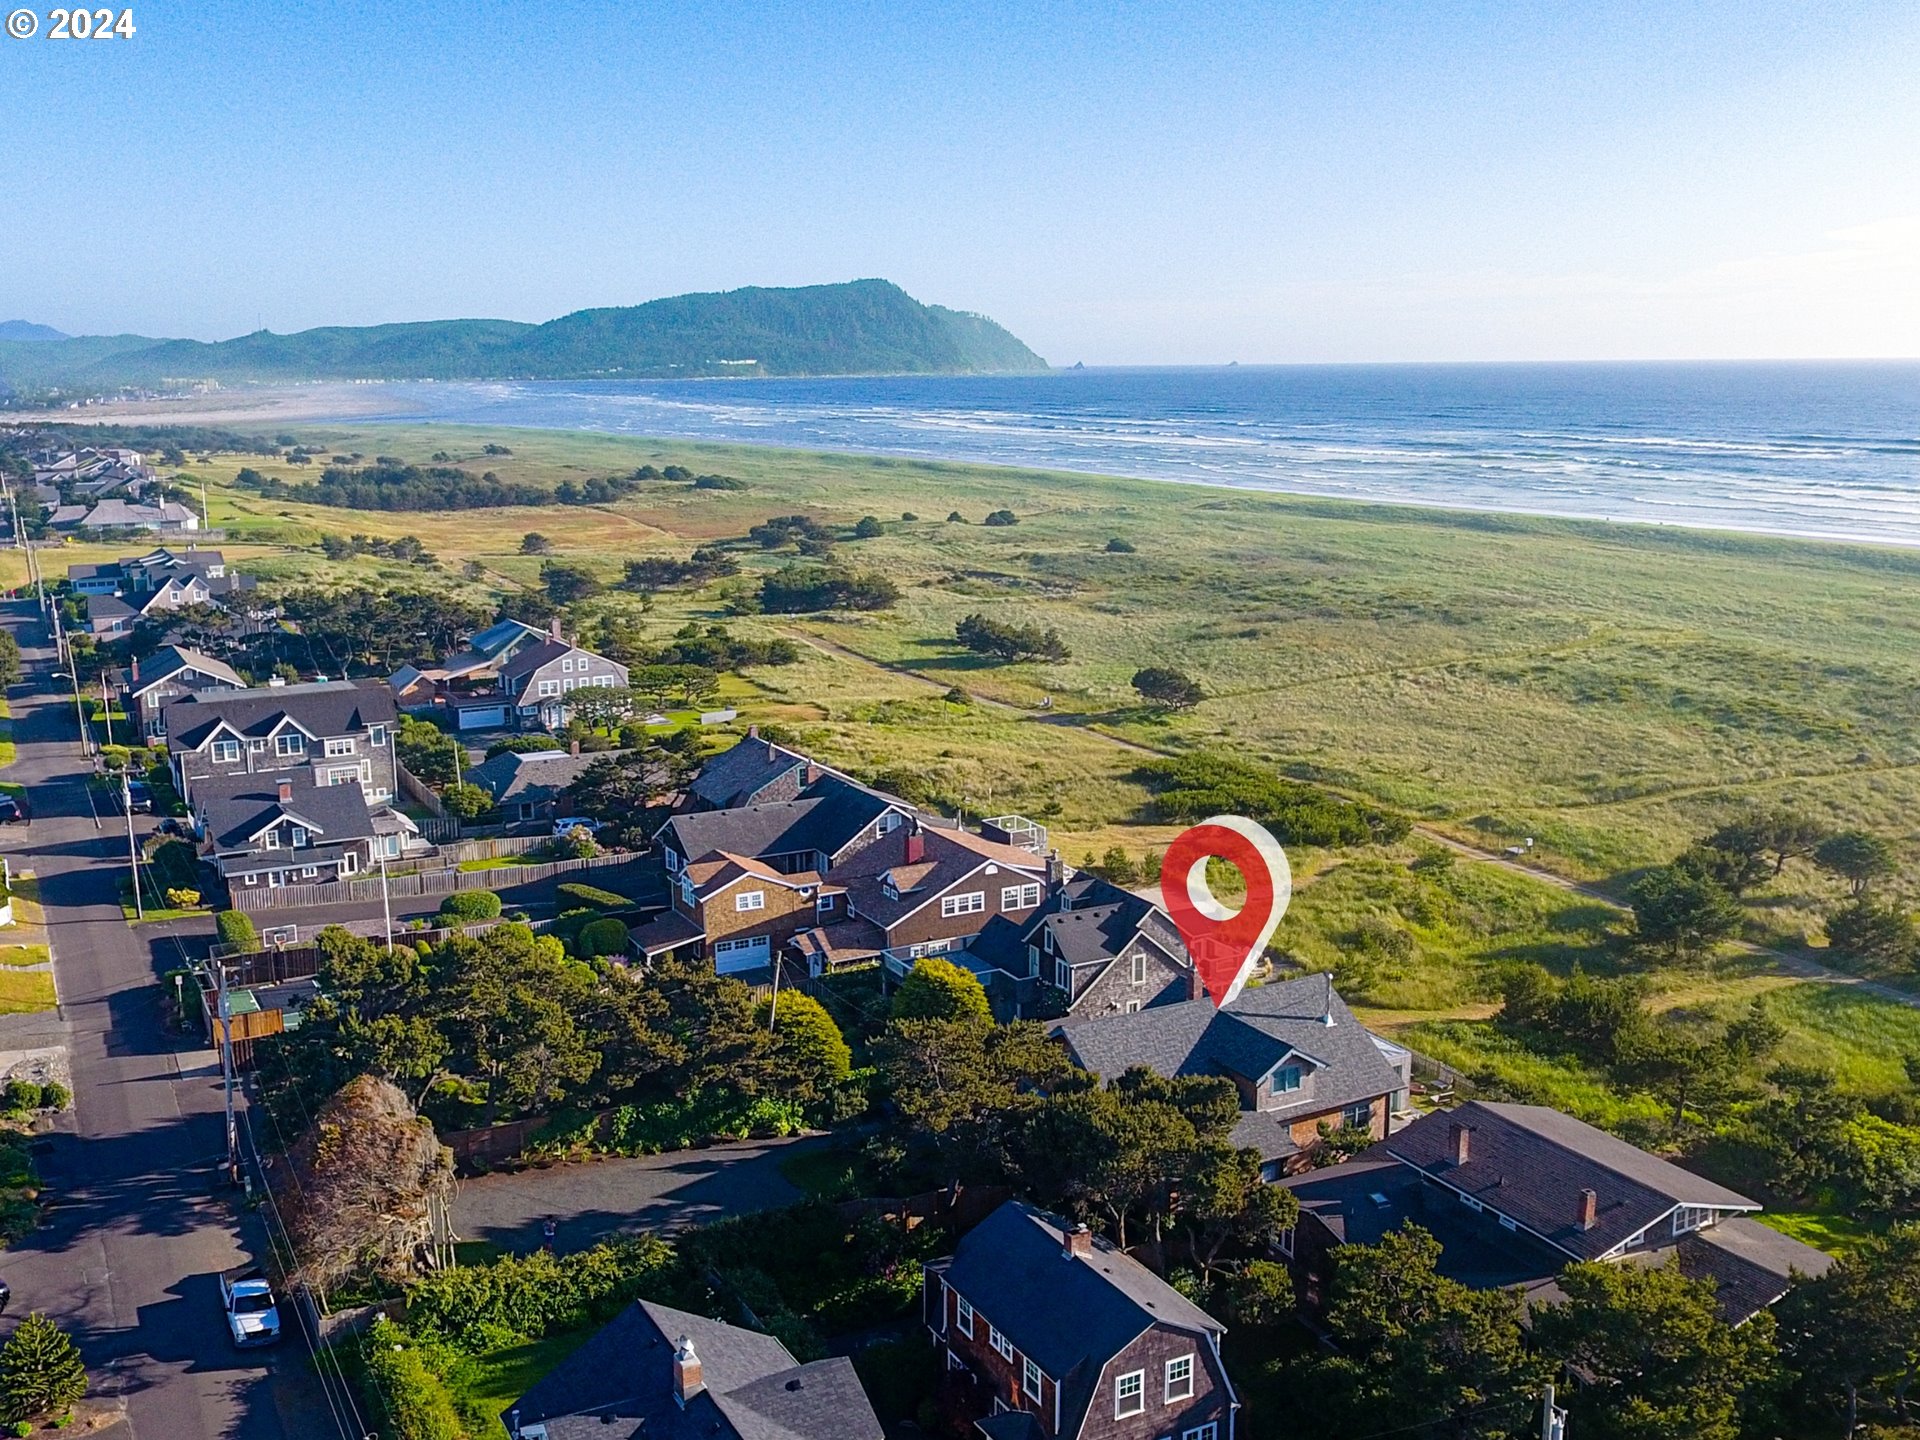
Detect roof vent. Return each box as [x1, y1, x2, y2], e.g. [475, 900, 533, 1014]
[784, 1378, 803, 1392]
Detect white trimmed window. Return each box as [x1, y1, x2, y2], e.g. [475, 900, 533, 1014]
[538, 680, 561, 697]
[1673, 1205, 1712, 1235]
[594, 673, 614, 687]
[955, 1296, 974, 1337]
[370, 723, 388, 747]
[274, 732, 305, 757]
[1277, 1225, 1294, 1258]
[289, 826, 308, 848]
[988, 1326, 1013, 1361]
[1131, 952, 1148, 983]
[1023, 1357, 1042, 1399]
[324, 737, 355, 756]
[211, 739, 241, 763]
[562, 656, 575, 673]
[1001, 882, 1041, 910]
[1165, 1355, 1194, 1403]
[736, 890, 766, 912]
[263, 829, 280, 849]
[664, 849, 682, 872]
[340, 852, 359, 875]
[941, 891, 985, 918]
[1115, 1370, 1145, 1418]
[1055, 959, 1070, 991]
[1183, 1426, 1219, 1440]
[1343, 1101, 1374, 1129]
[301, 865, 318, 878]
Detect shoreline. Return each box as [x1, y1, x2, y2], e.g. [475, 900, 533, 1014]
[11, 381, 1920, 556]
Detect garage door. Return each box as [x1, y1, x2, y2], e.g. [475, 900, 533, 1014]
[458, 706, 508, 730]
[714, 935, 770, 974]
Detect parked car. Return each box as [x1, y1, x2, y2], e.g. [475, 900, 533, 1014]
[552, 816, 604, 837]
[121, 778, 153, 814]
[218, 1266, 282, 1348]
[0, 796, 28, 826]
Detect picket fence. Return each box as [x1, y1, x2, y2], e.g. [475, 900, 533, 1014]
[230, 850, 631, 912]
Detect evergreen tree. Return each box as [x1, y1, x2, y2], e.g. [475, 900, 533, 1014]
[0, 1313, 87, 1423]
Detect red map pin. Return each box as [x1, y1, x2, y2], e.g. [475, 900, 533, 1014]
[1161, 814, 1292, 1009]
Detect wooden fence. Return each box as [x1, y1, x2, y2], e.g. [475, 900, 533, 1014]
[230, 850, 634, 912]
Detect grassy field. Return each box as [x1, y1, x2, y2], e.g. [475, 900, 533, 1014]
[120, 419, 1920, 947]
[0, 970, 56, 1015]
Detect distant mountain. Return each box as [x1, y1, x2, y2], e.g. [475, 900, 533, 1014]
[0, 281, 1047, 393]
[0, 321, 70, 343]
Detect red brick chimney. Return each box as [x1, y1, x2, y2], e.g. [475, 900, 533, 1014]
[903, 826, 926, 865]
[672, 1335, 703, 1406]
[805, 762, 820, 786]
[1449, 1121, 1471, 1166]
[1063, 1223, 1093, 1260]
[1578, 1188, 1598, 1230]
[276, 778, 293, 803]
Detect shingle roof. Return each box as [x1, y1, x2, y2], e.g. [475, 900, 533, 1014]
[130, 646, 245, 696]
[470, 617, 547, 659]
[1385, 1102, 1759, 1261]
[663, 782, 898, 868]
[941, 1202, 1221, 1428]
[689, 734, 811, 808]
[87, 596, 138, 622]
[1055, 974, 1402, 1136]
[833, 824, 1046, 928]
[508, 1298, 882, 1440]
[627, 910, 708, 957]
[1666, 1218, 1832, 1321]
[467, 748, 632, 806]
[164, 680, 398, 750]
[194, 772, 377, 851]
[685, 851, 821, 896]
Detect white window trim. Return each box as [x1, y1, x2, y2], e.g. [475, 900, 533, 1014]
[1183, 1425, 1219, 1440]
[1165, 1355, 1194, 1403]
[274, 733, 306, 757]
[538, 679, 561, 697]
[735, 890, 766, 912]
[1115, 1370, 1145, 1419]
[988, 1326, 1013, 1361]
[1023, 1357, 1042, 1400]
[1131, 952, 1148, 983]
[1277, 1225, 1294, 1258]
[370, 723, 388, 747]
[955, 1296, 974, 1338]
[211, 740, 241, 763]
[941, 890, 985, 918]
[324, 737, 355, 756]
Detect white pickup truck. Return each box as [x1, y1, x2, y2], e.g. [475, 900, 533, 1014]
[219, 1267, 283, 1348]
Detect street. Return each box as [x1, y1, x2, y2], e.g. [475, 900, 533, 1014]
[0, 600, 334, 1440]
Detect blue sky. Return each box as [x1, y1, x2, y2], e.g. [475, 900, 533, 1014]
[2, 1, 1915, 361]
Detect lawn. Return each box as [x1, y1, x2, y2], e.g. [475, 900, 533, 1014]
[1755, 1208, 1885, 1258]
[445, 1327, 595, 1440]
[0, 945, 49, 969]
[0, 970, 56, 1014]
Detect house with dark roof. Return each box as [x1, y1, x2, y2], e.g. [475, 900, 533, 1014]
[389, 619, 585, 727]
[68, 546, 235, 597]
[123, 646, 246, 740]
[163, 680, 400, 810]
[503, 1297, 881, 1440]
[962, 869, 1195, 1022]
[497, 625, 630, 731]
[686, 729, 847, 811]
[1056, 974, 1408, 1175]
[1276, 1100, 1832, 1324]
[53, 498, 200, 533]
[468, 746, 632, 824]
[192, 770, 421, 891]
[924, 1201, 1237, 1440]
[629, 848, 837, 976]
[658, 763, 915, 882]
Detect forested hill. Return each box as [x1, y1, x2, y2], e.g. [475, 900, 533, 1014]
[0, 280, 1048, 391]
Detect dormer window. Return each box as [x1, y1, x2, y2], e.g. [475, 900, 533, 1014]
[211, 739, 241, 764]
[274, 732, 305, 757]
[1274, 1065, 1303, 1093]
[289, 826, 308, 848]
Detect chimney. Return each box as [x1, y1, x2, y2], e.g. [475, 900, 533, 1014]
[1449, 1121, 1471, 1166]
[1063, 1223, 1093, 1260]
[1321, 972, 1336, 1027]
[903, 821, 926, 865]
[1578, 1188, 1598, 1231]
[805, 762, 820, 786]
[1187, 960, 1205, 1003]
[672, 1335, 703, 1406]
[548, 616, 563, 642]
[276, 778, 293, 803]
[747, 724, 760, 740]
[569, 739, 581, 757]
[1045, 848, 1064, 888]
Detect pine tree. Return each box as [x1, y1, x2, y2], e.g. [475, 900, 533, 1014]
[0, 1313, 87, 1422]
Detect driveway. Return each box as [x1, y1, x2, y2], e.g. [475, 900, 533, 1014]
[451, 1133, 829, 1254]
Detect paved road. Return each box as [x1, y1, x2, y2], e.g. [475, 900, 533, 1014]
[451, 1134, 825, 1254]
[0, 601, 336, 1440]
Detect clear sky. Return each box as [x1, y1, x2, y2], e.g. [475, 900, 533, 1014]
[2, 1, 1915, 363]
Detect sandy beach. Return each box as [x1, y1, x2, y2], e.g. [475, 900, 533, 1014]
[4, 382, 419, 428]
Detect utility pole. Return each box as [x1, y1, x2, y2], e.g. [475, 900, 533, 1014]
[377, 844, 394, 954]
[100, 674, 114, 747]
[215, 959, 240, 1186]
[1541, 1384, 1565, 1440]
[766, 954, 782, 1031]
[122, 772, 143, 919]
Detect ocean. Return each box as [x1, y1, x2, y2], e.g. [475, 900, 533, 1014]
[353, 362, 1920, 547]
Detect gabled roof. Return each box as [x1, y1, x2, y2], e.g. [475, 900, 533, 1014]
[1054, 973, 1401, 1133]
[507, 1297, 882, 1440]
[469, 617, 547, 660]
[129, 646, 246, 697]
[689, 734, 812, 809]
[940, 1202, 1222, 1425]
[1385, 1102, 1759, 1261]
[164, 680, 397, 750]
[684, 850, 821, 898]
[467, 747, 633, 806]
[662, 781, 900, 867]
[194, 771, 378, 852]
[87, 595, 138, 623]
[833, 825, 1046, 929]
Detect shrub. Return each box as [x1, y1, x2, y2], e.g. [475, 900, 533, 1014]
[164, 888, 201, 909]
[901, 512, 919, 521]
[1105, 537, 1137, 553]
[1, 1083, 42, 1113]
[440, 781, 495, 822]
[946, 511, 966, 523]
[438, 890, 503, 923]
[553, 827, 598, 860]
[404, 1237, 675, 1347]
[556, 882, 628, 913]
[40, 1084, 68, 1112]
[892, 958, 992, 1023]
[575, 917, 630, 959]
[853, 516, 884, 539]
[215, 909, 258, 953]
[1132, 666, 1206, 709]
[984, 509, 1018, 526]
[1139, 752, 1410, 847]
[357, 1319, 462, 1440]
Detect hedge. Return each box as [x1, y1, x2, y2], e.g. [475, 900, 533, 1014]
[575, 917, 630, 958]
[403, 1236, 675, 1348]
[215, 910, 257, 952]
[437, 890, 502, 923]
[555, 882, 627, 913]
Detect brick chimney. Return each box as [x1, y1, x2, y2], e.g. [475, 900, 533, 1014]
[1449, 1121, 1471, 1166]
[805, 762, 821, 786]
[1187, 961, 1205, 1003]
[747, 724, 759, 740]
[276, 778, 293, 803]
[1045, 848, 1064, 887]
[548, 616, 563, 642]
[1578, 1188, 1598, 1231]
[1063, 1223, 1093, 1260]
[903, 820, 926, 865]
[672, 1335, 703, 1406]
